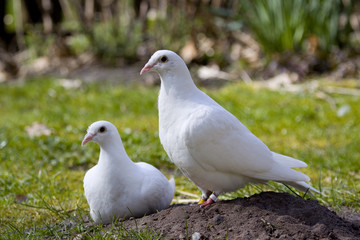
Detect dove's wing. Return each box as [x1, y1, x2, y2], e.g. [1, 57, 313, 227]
[136, 162, 175, 208]
[184, 105, 309, 182]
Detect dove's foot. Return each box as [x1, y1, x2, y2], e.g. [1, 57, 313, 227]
[200, 198, 214, 207]
[200, 193, 218, 208]
[198, 190, 212, 204]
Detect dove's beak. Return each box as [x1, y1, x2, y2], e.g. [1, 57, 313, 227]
[140, 63, 154, 75]
[82, 133, 95, 146]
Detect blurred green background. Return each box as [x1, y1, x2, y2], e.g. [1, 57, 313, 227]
[0, 0, 359, 81]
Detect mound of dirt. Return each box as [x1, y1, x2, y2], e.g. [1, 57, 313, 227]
[123, 192, 360, 240]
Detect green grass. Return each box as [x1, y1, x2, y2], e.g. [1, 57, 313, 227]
[0, 77, 359, 238]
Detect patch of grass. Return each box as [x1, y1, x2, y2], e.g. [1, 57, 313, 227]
[0, 77, 359, 237]
[2, 207, 163, 239]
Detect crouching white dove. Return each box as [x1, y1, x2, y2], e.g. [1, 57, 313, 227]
[81, 120, 175, 224]
[140, 50, 319, 207]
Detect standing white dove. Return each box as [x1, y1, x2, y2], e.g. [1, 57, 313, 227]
[140, 50, 319, 207]
[81, 120, 175, 224]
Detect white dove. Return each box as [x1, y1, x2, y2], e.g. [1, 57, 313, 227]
[81, 120, 175, 224]
[140, 50, 319, 207]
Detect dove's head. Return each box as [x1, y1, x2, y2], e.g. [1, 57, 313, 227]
[140, 50, 187, 76]
[82, 121, 119, 146]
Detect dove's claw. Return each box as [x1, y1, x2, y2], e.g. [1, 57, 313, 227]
[200, 193, 218, 207]
[200, 198, 214, 207]
[198, 190, 212, 204]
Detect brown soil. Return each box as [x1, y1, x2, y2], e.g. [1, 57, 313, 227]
[123, 192, 360, 240]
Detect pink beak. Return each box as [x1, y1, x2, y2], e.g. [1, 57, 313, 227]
[82, 133, 95, 146]
[140, 63, 154, 75]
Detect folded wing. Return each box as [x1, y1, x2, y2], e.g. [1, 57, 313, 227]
[184, 106, 310, 183]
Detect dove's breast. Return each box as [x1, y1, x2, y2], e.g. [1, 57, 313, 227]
[159, 112, 193, 167]
[158, 97, 199, 169]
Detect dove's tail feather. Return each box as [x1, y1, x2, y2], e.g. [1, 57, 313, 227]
[252, 152, 315, 183]
[253, 163, 310, 182]
[271, 152, 319, 193]
[272, 152, 308, 168]
[283, 181, 320, 194]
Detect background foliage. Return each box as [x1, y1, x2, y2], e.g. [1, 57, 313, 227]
[0, 0, 359, 80]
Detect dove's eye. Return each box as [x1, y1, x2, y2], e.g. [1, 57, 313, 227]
[160, 56, 168, 63]
[99, 126, 106, 133]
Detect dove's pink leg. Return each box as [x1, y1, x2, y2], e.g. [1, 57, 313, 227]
[198, 190, 212, 204]
[200, 192, 219, 207]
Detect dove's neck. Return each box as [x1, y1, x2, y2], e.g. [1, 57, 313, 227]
[98, 136, 134, 169]
[159, 67, 199, 98]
